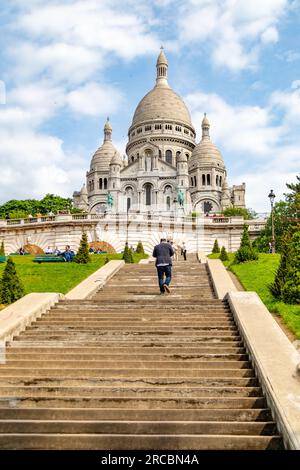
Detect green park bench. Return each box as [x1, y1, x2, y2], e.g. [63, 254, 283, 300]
[33, 255, 66, 264]
[0, 256, 6, 263]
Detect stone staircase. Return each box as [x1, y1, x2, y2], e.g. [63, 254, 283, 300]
[0, 260, 283, 449]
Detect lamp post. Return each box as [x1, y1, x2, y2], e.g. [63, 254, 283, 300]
[268, 189, 276, 254]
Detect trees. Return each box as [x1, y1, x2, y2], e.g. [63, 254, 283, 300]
[234, 225, 258, 263]
[0, 258, 25, 304]
[74, 233, 91, 264]
[136, 241, 145, 255]
[270, 232, 300, 304]
[222, 207, 257, 220]
[0, 242, 4, 256]
[220, 246, 229, 261]
[270, 233, 291, 299]
[122, 243, 134, 264]
[255, 175, 300, 253]
[0, 194, 74, 219]
[212, 239, 220, 254]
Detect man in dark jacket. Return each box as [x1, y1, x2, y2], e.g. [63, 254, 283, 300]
[152, 239, 174, 294]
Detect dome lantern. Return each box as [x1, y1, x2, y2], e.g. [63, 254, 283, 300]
[156, 46, 169, 87]
[202, 113, 210, 140]
[104, 117, 112, 142]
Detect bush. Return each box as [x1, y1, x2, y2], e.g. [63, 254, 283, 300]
[220, 246, 229, 261]
[104, 256, 110, 265]
[269, 233, 290, 299]
[0, 257, 25, 304]
[122, 243, 134, 264]
[0, 241, 4, 256]
[212, 239, 220, 254]
[280, 231, 300, 304]
[222, 207, 256, 220]
[136, 241, 145, 255]
[74, 232, 91, 264]
[234, 224, 258, 263]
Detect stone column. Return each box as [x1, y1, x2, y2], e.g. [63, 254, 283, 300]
[212, 167, 216, 189]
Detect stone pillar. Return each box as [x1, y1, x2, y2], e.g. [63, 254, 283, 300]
[212, 167, 216, 189]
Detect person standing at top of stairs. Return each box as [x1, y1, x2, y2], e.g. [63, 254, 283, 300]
[152, 239, 174, 295]
[181, 242, 187, 261]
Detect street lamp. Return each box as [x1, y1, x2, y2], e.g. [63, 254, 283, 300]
[268, 189, 276, 254]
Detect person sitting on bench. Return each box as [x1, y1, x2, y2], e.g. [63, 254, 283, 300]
[62, 245, 75, 262]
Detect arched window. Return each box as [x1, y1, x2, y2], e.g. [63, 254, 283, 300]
[145, 183, 152, 206]
[165, 150, 172, 165]
[127, 197, 131, 211]
[207, 174, 211, 185]
[131, 156, 134, 162]
[104, 178, 107, 190]
[219, 176, 222, 186]
[99, 178, 103, 190]
[176, 151, 181, 160]
[190, 177, 193, 187]
[194, 176, 197, 186]
[202, 174, 206, 186]
[216, 175, 219, 186]
[166, 196, 171, 211]
[186, 153, 189, 161]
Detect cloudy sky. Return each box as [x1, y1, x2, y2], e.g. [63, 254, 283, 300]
[0, 0, 299, 211]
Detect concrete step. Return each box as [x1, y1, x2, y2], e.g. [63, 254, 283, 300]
[0, 368, 256, 378]
[24, 325, 237, 332]
[0, 420, 277, 435]
[0, 396, 267, 409]
[5, 353, 247, 361]
[0, 385, 263, 399]
[0, 407, 273, 422]
[0, 433, 283, 450]
[0, 434, 283, 450]
[0, 360, 251, 369]
[6, 346, 246, 354]
[0, 377, 259, 387]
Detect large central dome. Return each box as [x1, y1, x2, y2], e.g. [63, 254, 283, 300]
[130, 49, 193, 129]
[132, 86, 192, 127]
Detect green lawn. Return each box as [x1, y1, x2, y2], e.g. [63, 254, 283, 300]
[208, 252, 300, 339]
[0, 252, 147, 296]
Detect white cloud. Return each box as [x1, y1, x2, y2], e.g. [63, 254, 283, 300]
[291, 80, 300, 89]
[185, 86, 299, 211]
[261, 27, 279, 44]
[67, 83, 124, 117]
[178, 0, 288, 70]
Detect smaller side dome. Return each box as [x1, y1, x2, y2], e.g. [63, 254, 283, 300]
[110, 151, 122, 166]
[189, 114, 225, 169]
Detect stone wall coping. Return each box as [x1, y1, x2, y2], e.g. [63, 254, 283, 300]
[227, 291, 300, 450]
[207, 258, 237, 298]
[0, 293, 63, 343]
[65, 260, 125, 300]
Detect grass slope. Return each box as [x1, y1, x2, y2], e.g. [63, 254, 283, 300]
[209, 253, 300, 339]
[0, 253, 147, 296]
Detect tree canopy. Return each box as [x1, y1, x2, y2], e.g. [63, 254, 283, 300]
[0, 194, 75, 219]
[254, 175, 300, 252]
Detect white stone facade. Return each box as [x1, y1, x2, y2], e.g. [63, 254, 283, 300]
[73, 49, 246, 215]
